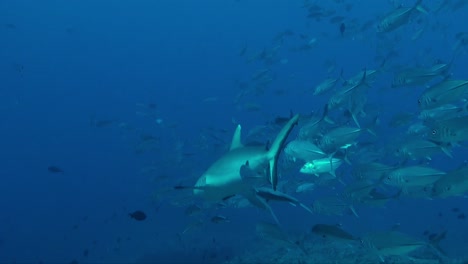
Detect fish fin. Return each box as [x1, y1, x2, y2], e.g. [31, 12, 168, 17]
[222, 195, 236, 201]
[415, 0, 428, 15]
[428, 230, 448, 258]
[268, 204, 281, 226]
[324, 116, 335, 124]
[320, 103, 329, 122]
[267, 114, 300, 190]
[358, 68, 370, 89]
[351, 112, 361, 128]
[300, 203, 314, 214]
[265, 140, 270, 151]
[268, 159, 277, 189]
[338, 178, 347, 186]
[366, 127, 377, 137]
[440, 146, 453, 158]
[230, 125, 243, 150]
[245, 189, 281, 225]
[328, 156, 337, 178]
[344, 153, 352, 165]
[349, 205, 359, 218]
[295, 240, 309, 256]
[413, 0, 423, 9]
[415, 6, 428, 14]
[174, 185, 203, 190]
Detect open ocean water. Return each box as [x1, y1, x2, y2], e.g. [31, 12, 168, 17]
[1, 0, 468, 263]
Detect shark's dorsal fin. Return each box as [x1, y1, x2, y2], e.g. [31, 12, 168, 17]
[230, 125, 243, 151]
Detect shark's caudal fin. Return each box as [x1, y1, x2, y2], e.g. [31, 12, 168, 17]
[266, 114, 300, 190]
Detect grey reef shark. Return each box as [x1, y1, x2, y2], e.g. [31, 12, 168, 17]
[177, 113, 314, 224]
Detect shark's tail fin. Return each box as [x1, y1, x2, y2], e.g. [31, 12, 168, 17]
[428, 230, 448, 258]
[266, 114, 300, 190]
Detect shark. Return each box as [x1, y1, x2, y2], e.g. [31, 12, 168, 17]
[193, 114, 300, 203]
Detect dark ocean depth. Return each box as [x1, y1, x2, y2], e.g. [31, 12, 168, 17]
[1, 0, 468, 263]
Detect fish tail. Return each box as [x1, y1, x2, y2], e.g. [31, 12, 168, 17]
[349, 205, 359, 218]
[300, 203, 314, 214]
[414, 0, 423, 8]
[267, 114, 300, 190]
[269, 206, 281, 226]
[428, 230, 449, 258]
[414, 0, 429, 14]
[292, 235, 309, 255]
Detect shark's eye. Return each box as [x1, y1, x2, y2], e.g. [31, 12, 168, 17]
[432, 129, 437, 135]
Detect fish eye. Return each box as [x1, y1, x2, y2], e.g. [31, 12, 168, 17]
[417, 99, 421, 105]
[432, 129, 437, 135]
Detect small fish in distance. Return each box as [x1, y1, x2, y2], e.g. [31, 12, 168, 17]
[129, 210, 147, 221]
[340, 22, 345, 36]
[48, 166, 64, 173]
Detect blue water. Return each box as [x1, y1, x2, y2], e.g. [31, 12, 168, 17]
[1, 0, 467, 263]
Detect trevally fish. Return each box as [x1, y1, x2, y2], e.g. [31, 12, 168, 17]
[418, 79, 468, 110]
[418, 104, 466, 122]
[312, 195, 358, 217]
[284, 140, 326, 162]
[431, 166, 468, 198]
[426, 115, 468, 144]
[311, 224, 358, 241]
[384, 166, 446, 190]
[362, 231, 428, 260]
[394, 138, 452, 160]
[377, 0, 426, 33]
[313, 76, 340, 96]
[300, 158, 343, 177]
[319, 126, 363, 153]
